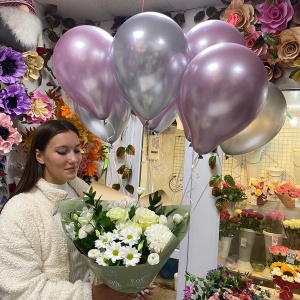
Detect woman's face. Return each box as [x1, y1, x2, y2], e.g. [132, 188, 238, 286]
[35, 130, 82, 185]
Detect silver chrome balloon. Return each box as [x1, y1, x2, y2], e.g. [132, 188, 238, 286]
[220, 82, 287, 155]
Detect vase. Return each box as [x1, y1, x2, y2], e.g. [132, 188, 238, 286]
[236, 229, 257, 272]
[284, 228, 300, 250]
[256, 195, 268, 206]
[218, 236, 233, 264]
[226, 202, 235, 215]
[263, 230, 284, 260]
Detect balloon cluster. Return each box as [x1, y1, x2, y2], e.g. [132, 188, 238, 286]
[53, 15, 286, 155]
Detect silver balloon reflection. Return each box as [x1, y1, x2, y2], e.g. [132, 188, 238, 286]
[75, 95, 131, 144]
[111, 12, 188, 120]
[220, 82, 287, 155]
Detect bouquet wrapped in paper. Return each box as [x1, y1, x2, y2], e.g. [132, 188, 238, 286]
[58, 188, 190, 293]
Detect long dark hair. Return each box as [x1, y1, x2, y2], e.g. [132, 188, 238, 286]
[9, 119, 80, 198]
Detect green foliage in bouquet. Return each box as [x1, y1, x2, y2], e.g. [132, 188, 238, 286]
[209, 174, 248, 212]
[184, 265, 270, 300]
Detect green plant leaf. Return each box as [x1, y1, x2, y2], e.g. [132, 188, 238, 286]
[290, 69, 300, 83]
[212, 186, 222, 197]
[252, 35, 265, 49]
[116, 147, 126, 158]
[224, 174, 235, 186]
[208, 155, 216, 169]
[122, 167, 132, 179]
[126, 144, 135, 155]
[265, 33, 280, 46]
[209, 175, 222, 187]
[112, 183, 120, 191]
[267, 0, 277, 6]
[125, 184, 134, 194]
[117, 164, 126, 174]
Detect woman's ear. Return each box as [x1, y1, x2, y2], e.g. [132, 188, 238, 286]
[35, 149, 44, 164]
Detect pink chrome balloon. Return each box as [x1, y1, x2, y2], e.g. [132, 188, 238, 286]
[53, 25, 118, 120]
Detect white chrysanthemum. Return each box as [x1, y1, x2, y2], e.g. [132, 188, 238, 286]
[282, 275, 294, 282]
[104, 241, 125, 263]
[295, 273, 300, 283]
[78, 227, 88, 239]
[96, 255, 109, 266]
[65, 222, 75, 239]
[144, 224, 173, 253]
[113, 199, 137, 210]
[159, 215, 167, 225]
[95, 232, 116, 249]
[119, 227, 140, 246]
[147, 253, 160, 265]
[123, 246, 141, 266]
[88, 249, 101, 259]
[123, 221, 142, 235]
[271, 267, 282, 276]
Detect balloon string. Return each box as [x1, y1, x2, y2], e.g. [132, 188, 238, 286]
[103, 119, 116, 144]
[142, 0, 145, 12]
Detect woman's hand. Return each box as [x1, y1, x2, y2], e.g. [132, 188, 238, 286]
[138, 285, 156, 300]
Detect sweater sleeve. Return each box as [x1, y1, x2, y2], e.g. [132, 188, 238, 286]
[0, 200, 93, 300]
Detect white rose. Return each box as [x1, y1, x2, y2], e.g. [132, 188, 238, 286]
[173, 214, 183, 225]
[88, 249, 101, 259]
[106, 207, 129, 223]
[159, 215, 168, 225]
[133, 207, 159, 231]
[147, 253, 160, 265]
[83, 224, 94, 233]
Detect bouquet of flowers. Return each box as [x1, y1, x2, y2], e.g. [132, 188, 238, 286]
[275, 182, 300, 209]
[234, 209, 264, 233]
[184, 265, 270, 300]
[59, 188, 190, 293]
[219, 209, 240, 238]
[209, 174, 248, 213]
[264, 211, 285, 234]
[250, 177, 275, 206]
[270, 262, 300, 300]
[282, 219, 300, 250]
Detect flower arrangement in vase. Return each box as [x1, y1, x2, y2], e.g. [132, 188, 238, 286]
[235, 208, 264, 233]
[209, 174, 247, 213]
[268, 245, 300, 267]
[282, 219, 300, 250]
[264, 211, 285, 234]
[184, 265, 270, 300]
[250, 177, 275, 206]
[275, 182, 300, 209]
[219, 209, 240, 239]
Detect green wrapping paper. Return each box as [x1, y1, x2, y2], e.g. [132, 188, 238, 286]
[58, 198, 190, 293]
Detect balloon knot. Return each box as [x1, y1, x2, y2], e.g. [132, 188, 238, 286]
[198, 154, 203, 159]
[188, 143, 193, 147]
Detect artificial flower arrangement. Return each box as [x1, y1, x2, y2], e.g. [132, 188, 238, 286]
[216, 0, 300, 85]
[219, 209, 240, 238]
[234, 208, 264, 232]
[59, 187, 190, 293]
[270, 262, 300, 300]
[184, 265, 270, 300]
[264, 211, 285, 234]
[249, 177, 275, 206]
[275, 182, 300, 209]
[209, 174, 248, 213]
[282, 219, 300, 250]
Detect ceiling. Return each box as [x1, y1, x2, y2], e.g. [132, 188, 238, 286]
[35, 0, 224, 23]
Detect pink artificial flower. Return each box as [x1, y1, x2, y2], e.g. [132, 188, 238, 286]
[183, 285, 195, 300]
[27, 91, 53, 125]
[239, 294, 251, 300]
[244, 25, 268, 56]
[209, 292, 220, 300]
[0, 113, 22, 155]
[256, 0, 294, 33]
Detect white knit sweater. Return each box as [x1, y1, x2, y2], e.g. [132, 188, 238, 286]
[0, 177, 93, 300]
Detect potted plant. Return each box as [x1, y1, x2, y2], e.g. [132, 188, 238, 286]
[234, 208, 264, 271]
[209, 174, 247, 214]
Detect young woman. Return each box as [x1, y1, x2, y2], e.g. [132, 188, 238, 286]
[0, 119, 154, 300]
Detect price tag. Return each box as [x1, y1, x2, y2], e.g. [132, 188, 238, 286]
[271, 236, 279, 246]
[286, 250, 296, 264]
[218, 242, 223, 251]
[240, 237, 248, 248]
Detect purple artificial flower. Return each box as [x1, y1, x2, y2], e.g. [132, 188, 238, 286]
[256, 0, 294, 33]
[0, 83, 30, 120]
[0, 47, 27, 84]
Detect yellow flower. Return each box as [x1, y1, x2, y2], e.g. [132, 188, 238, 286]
[234, 209, 242, 215]
[268, 183, 275, 190]
[255, 189, 262, 196]
[251, 180, 258, 186]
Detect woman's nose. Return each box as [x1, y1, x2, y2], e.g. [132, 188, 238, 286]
[68, 151, 80, 162]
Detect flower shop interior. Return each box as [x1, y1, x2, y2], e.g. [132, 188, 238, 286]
[2, 0, 300, 299]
